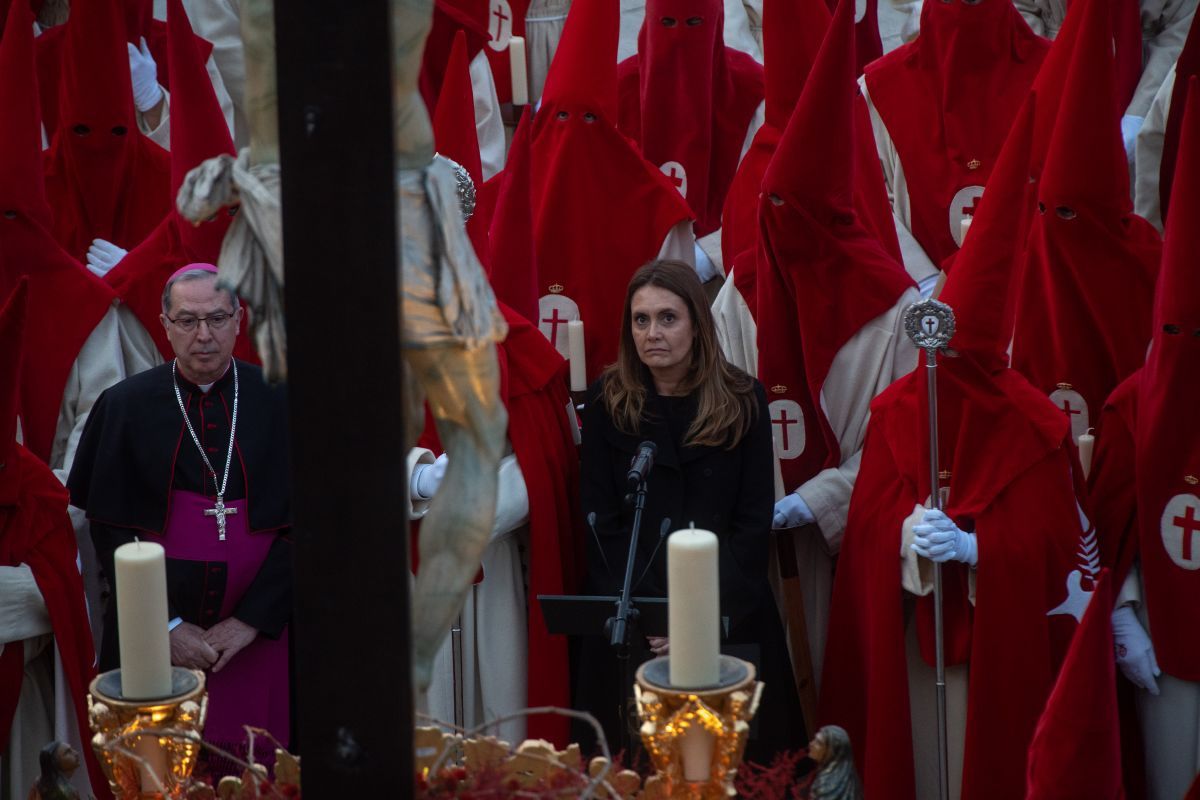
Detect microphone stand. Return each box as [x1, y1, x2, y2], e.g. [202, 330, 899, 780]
[607, 479, 648, 759]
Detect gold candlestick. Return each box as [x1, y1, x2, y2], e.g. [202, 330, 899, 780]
[87, 668, 208, 799]
[635, 655, 763, 799]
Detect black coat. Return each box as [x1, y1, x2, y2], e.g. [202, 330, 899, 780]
[576, 374, 804, 759]
[580, 377, 774, 634]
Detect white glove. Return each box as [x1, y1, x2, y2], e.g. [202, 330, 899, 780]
[1111, 605, 1161, 695]
[773, 493, 814, 529]
[127, 37, 164, 112]
[1120, 114, 1145, 158]
[911, 508, 977, 566]
[411, 453, 449, 500]
[85, 238, 127, 277]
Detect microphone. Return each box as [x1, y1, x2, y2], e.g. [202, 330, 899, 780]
[586, 512, 613, 583]
[626, 441, 657, 489]
[632, 517, 672, 593]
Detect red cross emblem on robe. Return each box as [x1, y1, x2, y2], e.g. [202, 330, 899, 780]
[537, 292, 580, 358]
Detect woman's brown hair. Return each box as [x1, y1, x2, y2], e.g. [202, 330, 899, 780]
[600, 260, 757, 448]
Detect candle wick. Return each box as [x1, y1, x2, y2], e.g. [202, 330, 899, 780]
[689, 521, 695, 531]
[134, 536, 141, 548]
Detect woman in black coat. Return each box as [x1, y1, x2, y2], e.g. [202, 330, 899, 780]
[575, 259, 804, 762]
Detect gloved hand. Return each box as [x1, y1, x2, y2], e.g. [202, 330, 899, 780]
[1111, 605, 1160, 695]
[127, 37, 164, 112]
[1120, 114, 1145, 158]
[85, 238, 127, 277]
[773, 493, 814, 529]
[411, 453, 449, 500]
[693, 241, 719, 283]
[911, 508, 977, 566]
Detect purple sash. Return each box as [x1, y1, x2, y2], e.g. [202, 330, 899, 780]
[163, 491, 289, 752]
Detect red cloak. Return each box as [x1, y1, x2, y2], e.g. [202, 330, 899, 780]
[1131, 77, 1200, 681]
[820, 98, 1081, 800]
[0, 283, 110, 799]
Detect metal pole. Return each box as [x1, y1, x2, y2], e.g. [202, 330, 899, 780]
[925, 349, 950, 800]
[903, 298, 957, 800]
[452, 612, 465, 729]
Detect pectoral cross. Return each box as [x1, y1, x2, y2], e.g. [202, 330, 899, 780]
[204, 495, 238, 541]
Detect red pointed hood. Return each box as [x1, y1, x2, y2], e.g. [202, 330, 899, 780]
[540, 0, 619, 123]
[1025, 571, 1123, 799]
[43, 0, 171, 260]
[1011, 0, 1160, 447]
[762, 0, 855, 219]
[1037, 0, 1129, 220]
[0, 0, 51, 229]
[905, 0, 1044, 168]
[433, 30, 490, 265]
[531, 0, 691, 380]
[1133, 77, 1200, 681]
[487, 109, 539, 324]
[755, 0, 914, 490]
[763, 0, 830, 130]
[166, 0, 235, 254]
[616, 0, 763, 236]
[0, 279, 26, 502]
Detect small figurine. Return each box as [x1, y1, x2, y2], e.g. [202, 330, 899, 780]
[27, 741, 81, 800]
[807, 725, 862, 800]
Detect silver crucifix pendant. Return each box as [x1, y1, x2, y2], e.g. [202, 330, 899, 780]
[204, 495, 238, 541]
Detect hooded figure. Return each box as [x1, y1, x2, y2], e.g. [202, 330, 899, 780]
[616, 0, 764, 238]
[42, 0, 172, 262]
[1011, 0, 1161, 450]
[712, 0, 902, 374]
[0, 281, 111, 800]
[751, 0, 918, 709]
[820, 97, 1085, 800]
[1090, 78, 1200, 800]
[861, 0, 1048, 270]
[530, 0, 692, 381]
[0, 0, 155, 473]
[103, 0, 250, 364]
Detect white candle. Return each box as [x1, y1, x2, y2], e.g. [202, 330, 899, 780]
[509, 36, 528, 107]
[114, 540, 173, 699]
[568, 319, 586, 392]
[667, 527, 720, 688]
[1078, 430, 1095, 480]
[680, 724, 715, 782]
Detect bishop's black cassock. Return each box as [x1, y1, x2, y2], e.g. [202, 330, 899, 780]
[68, 359, 292, 754]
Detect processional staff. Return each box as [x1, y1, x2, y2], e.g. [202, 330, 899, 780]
[903, 297, 957, 800]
